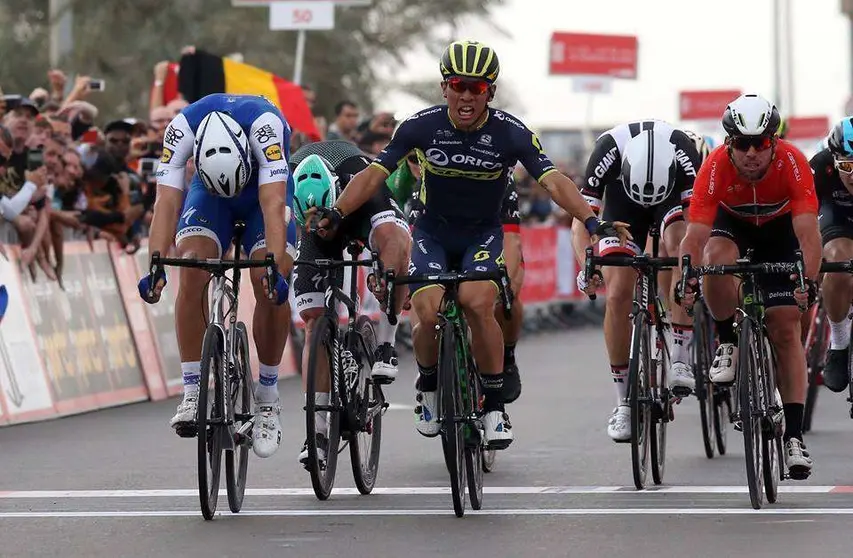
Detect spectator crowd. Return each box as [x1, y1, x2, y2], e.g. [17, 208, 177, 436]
[0, 51, 577, 288]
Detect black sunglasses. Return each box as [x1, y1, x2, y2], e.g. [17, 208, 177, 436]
[729, 135, 773, 152]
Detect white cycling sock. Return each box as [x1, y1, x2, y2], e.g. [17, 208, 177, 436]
[671, 324, 693, 365]
[611, 365, 628, 404]
[305, 392, 330, 433]
[830, 313, 853, 350]
[375, 313, 398, 346]
[181, 361, 200, 396]
[256, 363, 279, 403]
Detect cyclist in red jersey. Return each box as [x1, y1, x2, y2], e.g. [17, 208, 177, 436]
[678, 94, 819, 479]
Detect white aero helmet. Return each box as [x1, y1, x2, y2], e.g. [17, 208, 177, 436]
[722, 93, 781, 137]
[194, 111, 252, 198]
[620, 129, 677, 208]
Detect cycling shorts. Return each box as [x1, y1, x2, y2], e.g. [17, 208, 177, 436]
[818, 201, 853, 245]
[176, 176, 297, 258]
[598, 183, 683, 257]
[710, 211, 799, 308]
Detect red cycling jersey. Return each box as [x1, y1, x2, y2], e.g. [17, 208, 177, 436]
[689, 140, 818, 227]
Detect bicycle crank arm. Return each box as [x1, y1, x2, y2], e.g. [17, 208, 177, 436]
[233, 419, 254, 446]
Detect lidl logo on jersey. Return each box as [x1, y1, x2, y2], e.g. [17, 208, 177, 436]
[264, 144, 283, 161]
[160, 147, 173, 164]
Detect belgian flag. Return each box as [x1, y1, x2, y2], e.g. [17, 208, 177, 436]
[178, 49, 320, 141]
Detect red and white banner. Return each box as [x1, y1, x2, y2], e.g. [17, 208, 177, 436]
[679, 90, 741, 121]
[785, 116, 830, 140]
[549, 32, 638, 79]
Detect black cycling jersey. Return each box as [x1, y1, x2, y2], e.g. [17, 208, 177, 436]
[373, 105, 557, 232]
[810, 147, 853, 243]
[581, 120, 699, 215]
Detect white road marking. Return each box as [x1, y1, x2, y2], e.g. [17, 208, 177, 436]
[1, 508, 853, 518]
[386, 403, 412, 411]
[0, 486, 844, 499]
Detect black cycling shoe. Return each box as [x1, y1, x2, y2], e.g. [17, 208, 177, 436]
[823, 348, 850, 393]
[503, 363, 522, 404]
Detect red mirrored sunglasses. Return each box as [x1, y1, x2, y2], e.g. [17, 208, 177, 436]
[729, 135, 773, 152]
[446, 77, 490, 96]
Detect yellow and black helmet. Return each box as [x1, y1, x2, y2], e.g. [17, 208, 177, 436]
[439, 40, 500, 84]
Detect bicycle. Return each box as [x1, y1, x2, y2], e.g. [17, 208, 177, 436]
[385, 267, 513, 517]
[148, 220, 277, 520]
[584, 227, 676, 490]
[691, 293, 732, 458]
[679, 249, 808, 510]
[296, 240, 388, 501]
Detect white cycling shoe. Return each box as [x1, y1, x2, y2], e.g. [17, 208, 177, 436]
[415, 389, 440, 437]
[785, 438, 813, 480]
[669, 361, 696, 393]
[371, 342, 398, 384]
[607, 405, 631, 443]
[170, 393, 198, 437]
[252, 399, 282, 458]
[482, 410, 513, 449]
[710, 343, 737, 384]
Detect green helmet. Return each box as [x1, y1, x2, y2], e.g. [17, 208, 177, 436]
[292, 154, 339, 226]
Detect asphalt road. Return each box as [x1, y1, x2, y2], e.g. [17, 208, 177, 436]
[2, 327, 853, 557]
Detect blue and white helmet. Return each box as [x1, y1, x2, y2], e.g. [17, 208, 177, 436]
[827, 117, 853, 158]
[194, 111, 252, 198]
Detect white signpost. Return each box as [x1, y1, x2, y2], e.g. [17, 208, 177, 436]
[233, 0, 372, 84]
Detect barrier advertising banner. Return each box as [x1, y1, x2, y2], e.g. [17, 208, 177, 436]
[19, 241, 148, 415]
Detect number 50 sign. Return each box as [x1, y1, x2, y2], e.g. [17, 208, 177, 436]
[270, 1, 335, 30]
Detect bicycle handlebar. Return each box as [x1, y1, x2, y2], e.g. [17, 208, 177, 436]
[582, 246, 678, 301]
[148, 251, 277, 301]
[384, 268, 513, 327]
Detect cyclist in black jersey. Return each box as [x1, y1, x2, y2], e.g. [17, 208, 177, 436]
[316, 40, 629, 449]
[573, 120, 701, 442]
[811, 117, 853, 392]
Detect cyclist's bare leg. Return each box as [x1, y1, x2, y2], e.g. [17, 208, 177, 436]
[497, 231, 524, 346]
[175, 237, 219, 364]
[701, 237, 739, 322]
[411, 286, 444, 369]
[602, 266, 635, 402]
[249, 247, 293, 402]
[460, 281, 505, 416]
[371, 222, 411, 315]
[767, 306, 807, 442]
[822, 238, 853, 323]
[648, 234, 672, 308]
[300, 309, 330, 393]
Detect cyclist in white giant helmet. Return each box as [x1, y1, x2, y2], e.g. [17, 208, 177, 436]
[575, 121, 701, 442]
[139, 94, 297, 460]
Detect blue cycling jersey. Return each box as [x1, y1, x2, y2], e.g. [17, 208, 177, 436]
[372, 105, 557, 231]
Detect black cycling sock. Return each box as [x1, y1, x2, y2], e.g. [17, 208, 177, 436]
[503, 344, 516, 368]
[783, 403, 804, 442]
[481, 373, 506, 413]
[714, 317, 738, 345]
[416, 362, 438, 392]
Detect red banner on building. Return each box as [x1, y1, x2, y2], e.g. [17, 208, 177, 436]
[785, 116, 830, 140]
[549, 32, 638, 79]
[679, 90, 741, 121]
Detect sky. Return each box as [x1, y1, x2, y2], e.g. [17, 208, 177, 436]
[381, 0, 851, 133]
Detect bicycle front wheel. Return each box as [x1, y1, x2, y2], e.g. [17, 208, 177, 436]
[439, 322, 466, 517]
[198, 324, 225, 520]
[306, 316, 341, 501]
[650, 331, 669, 486]
[628, 314, 651, 490]
[226, 322, 252, 513]
[738, 321, 764, 510]
[348, 315, 384, 495]
[803, 304, 827, 433]
[693, 302, 716, 458]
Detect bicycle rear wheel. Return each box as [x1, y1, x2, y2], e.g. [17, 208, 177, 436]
[738, 322, 764, 510]
[198, 324, 225, 520]
[761, 332, 782, 504]
[466, 361, 484, 511]
[693, 302, 716, 458]
[650, 332, 669, 486]
[349, 316, 384, 495]
[629, 314, 651, 490]
[306, 316, 342, 501]
[713, 386, 730, 455]
[439, 322, 466, 517]
[226, 323, 252, 513]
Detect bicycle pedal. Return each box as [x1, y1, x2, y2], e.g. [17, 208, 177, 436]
[733, 420, 743, 432]
[787, 467, 811, 481]
[174, 423, 198, 438]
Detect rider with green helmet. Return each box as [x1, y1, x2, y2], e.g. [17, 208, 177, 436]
[290, 140, 411, 468]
